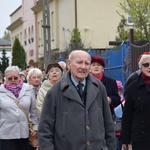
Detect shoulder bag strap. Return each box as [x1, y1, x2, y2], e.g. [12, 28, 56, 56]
[121, 101, 124, 110]
[15, 100, 30, 122]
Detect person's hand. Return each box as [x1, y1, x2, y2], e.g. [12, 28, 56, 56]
[122, 144, 132, 150]
[31, 130, 38, 138]
[107, 97, 111, 104]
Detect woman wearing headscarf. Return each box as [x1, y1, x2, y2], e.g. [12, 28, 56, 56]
[36, 63, 63, 118]
[121, 54, 150, 150]
[0, 66, 38, 150]
[90, 55, 121, 117]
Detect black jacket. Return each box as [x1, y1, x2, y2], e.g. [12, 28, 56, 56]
[101, 75, 121, 116]
[121, 74, 150, 146]
[124, 69, 141, 97]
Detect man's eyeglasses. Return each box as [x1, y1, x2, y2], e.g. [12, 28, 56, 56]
[7, 77, 19, 81]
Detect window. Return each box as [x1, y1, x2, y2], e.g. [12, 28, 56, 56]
[51, 11, 54, 41]
[41, 20, 43, 45]
[24, 29, 27, 45]
[20, 32, 22, 42]
[28, 27, 31, 43]
[126, 15, 133, 25]
[31, 25, 34, 43]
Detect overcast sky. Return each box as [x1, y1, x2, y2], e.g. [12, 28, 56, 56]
[0, 0, 21, 38]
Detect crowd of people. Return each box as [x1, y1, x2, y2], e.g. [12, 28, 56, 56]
[0, 50, 150, 150]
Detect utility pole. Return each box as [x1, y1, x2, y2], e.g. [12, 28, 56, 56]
[129, 29, 134, 72]
[42, 0, 51, 69]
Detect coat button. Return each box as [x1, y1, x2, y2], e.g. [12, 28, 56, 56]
[86, 126, 90, 130]
[87, 142, 90, 145]
[140, 108, 143, 111]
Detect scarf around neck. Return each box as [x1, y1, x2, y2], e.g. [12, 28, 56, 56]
[141, 72, 150, 86]
[4, 80, 23, 98]
[90, 72, 104, 80]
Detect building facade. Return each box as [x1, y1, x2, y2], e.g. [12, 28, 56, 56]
[7, 0, 122, 67]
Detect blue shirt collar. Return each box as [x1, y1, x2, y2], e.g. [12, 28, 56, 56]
[71, 75, 86, 90]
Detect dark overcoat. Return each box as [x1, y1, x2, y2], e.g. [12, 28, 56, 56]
[38, 71, 116, 150]
[121, 74, 150, 150]
[101, 75, 121, 116]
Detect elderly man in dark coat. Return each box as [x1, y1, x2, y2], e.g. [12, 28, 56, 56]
[38, 50, 116, 150]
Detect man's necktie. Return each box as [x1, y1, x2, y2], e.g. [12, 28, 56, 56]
[77, 83, 84, 97]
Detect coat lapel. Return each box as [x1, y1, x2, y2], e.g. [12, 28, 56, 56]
[2, 86, 17, 99]
[60, 72, 84, 106]
[85, 78, 99, 110]
[18, 86, 26, 99]
[60, 72, 99, 108]
[63, 84, 84, 106]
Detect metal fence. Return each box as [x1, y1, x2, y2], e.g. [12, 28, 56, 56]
[57, 40, 150, 86]
[102, 43, 129, 86]
[101, 40, 150, 86]
[130, 40, 150, 72]
[87, 43, 130, 86]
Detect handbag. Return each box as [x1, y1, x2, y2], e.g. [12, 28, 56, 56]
[114, 117, 122, 132]
[15, 101, 38, 147]
[114, 103, 124, 132]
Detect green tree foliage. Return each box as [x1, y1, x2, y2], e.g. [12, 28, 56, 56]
[12, 38, 26, 70]
[116, 17, 129, 41]
[69, 28, 84, 51]
[2, 31, 11, 41]
[0, 49, 9, 73]
[116, 0, 150, 41]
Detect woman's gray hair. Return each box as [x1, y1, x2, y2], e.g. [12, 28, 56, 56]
[138, 54, 150, 68]
[5, 66, 20, 76]
[26, 67, 43, 82]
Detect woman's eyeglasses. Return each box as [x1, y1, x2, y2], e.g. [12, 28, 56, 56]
[49, 68, 61, 73]
[142, 63, 150, 68]
[7, 77, 19, 81]
[31, 76, 42, 80]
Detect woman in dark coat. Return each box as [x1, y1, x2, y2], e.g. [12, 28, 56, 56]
[90, 55, 121, 117]
[121, 54, 150, 150]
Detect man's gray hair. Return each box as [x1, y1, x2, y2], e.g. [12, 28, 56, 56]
[68, 50, 90, 60]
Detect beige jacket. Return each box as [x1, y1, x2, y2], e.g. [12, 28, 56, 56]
[36, 80, 53, 118]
